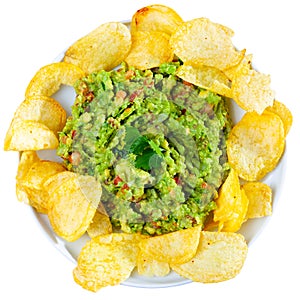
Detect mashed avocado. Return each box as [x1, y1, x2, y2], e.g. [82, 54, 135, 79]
[57, 62, 231, 235]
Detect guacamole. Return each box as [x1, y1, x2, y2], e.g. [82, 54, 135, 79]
[57, 62, 231, 235]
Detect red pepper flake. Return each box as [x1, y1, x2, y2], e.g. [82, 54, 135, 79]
[113, 175, 123, 185]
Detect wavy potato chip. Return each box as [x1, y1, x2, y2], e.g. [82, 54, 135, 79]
[4, 120, 58, 151]
[131, 4, 183, 35]
[227, 111, 285, 181]
[171, 231, 248, 283]
[138, 225, 201, 265]
[15, 151, 40, 205]
[265, 100, 293, 136]
[5, 96, 66, 146]
[20, 160, 66, 212]
[87, 210, 112, 238]
[25, 62, 84, 98]
[125, 31, 173, 70]
[231, 62, 274, 114]
[176, 63, 231, 97]
[64, 22, 131, 74]
[74, 233, 144, 292]
[137, 251, 170, 277]
[170, 18, 245, 70]
[242, 182, 272, 219]
[213, 169, 249, 232]
[48, 174, 101, 242]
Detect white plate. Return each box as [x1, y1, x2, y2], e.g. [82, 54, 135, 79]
[29, 44, 287, 288]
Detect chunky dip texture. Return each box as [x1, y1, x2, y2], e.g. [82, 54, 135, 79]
[57, 62, 231, 235]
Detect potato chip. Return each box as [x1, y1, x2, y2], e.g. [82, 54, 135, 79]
[131, 4, 183, 35]
[223, 54, 253, 81]
[176, 63, 232, 97]
[242, 182, 272, 219]
[137, 251, 170, 277]
[231, 62, 274, 114]
[171, 231, 248, 283]
[170, 18, 245, 70]
[16, 96, 66, 134]
[18, 160, 65, 212]
[125, 31, 173, 70]
[213, 168, 249, 232]
[4, 96, 66, 147]
[73, 233, 143, 291]
[87, 210, 112, 238]
[265, 100, 293, 136]
[48, 174, 101, 242]
[227, 111, 285, 181]
[25, 62, 84, 98]
[15, 151, 40, 205]
[4, 120, 58, 151]
[64, 22, 131, 74]
[138, 225, 201, 265]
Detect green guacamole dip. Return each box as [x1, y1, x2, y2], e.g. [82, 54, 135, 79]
[57, 62, 231, 235]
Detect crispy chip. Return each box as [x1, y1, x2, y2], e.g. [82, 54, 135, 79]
[64, 22, 131, 74]
[20, 160, 65, 212]
[170, 18, 245, 70]
[47, 174, 101, 242]
[223, 54, 253, 81]
[176, 63, 232, 97]
[213, 169, 249, 232]
[242, 182, 272, 219]
[265, 100, 293, 136]
[5, 120, 59, 151]
[131, 4, 183, 35]
[227, 111, 285, 181]
[25, 62, 84, 98]
[5, 96, 66, 146]
[138, 226, 201, 264]
[171, 231, 248, 283]
[87, 210, 112, 238]
[125, 31, 173, 70]
[231, 62, 274, 114]
[137, 251, 170, 277]
[15, 151, 40, 205]
[73, 233, 144, 292]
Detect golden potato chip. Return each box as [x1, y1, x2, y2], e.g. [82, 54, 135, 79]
[170, 18, 245, 70]
[171, 231, 248, 283]
[131, 4, 183, 35]
[138, 225, 201, 265]
[16, 151, 40, 183]
[176, 63, 232, 97]
[19, 160, 65, 212]
[4, 120, 59, 151]
[137, 251, 170, 277]
[223, 54, 253, 81]
[125, 31, 173, 70]
[15, 96, 66, 134]
[231, 62, 274, 114]
[213, 169, 249, 232]
[227, 111, 285, 181]
[64, 22, 131, 74]
[43, 171, 78, 208]
[15, 151, 40, 205]
[221, 189, 249, 232]
[25, 62, 84, 98]
[48, 174, 101, 242]
[87, 210, 112, 238]
[73, 233, 143, 291]
[242, 182, 272, 219]
[265, 100, 293, 136]
[4, 96, 66, 147]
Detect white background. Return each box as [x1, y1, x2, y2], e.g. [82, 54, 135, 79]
[0, 0, 299, 299]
